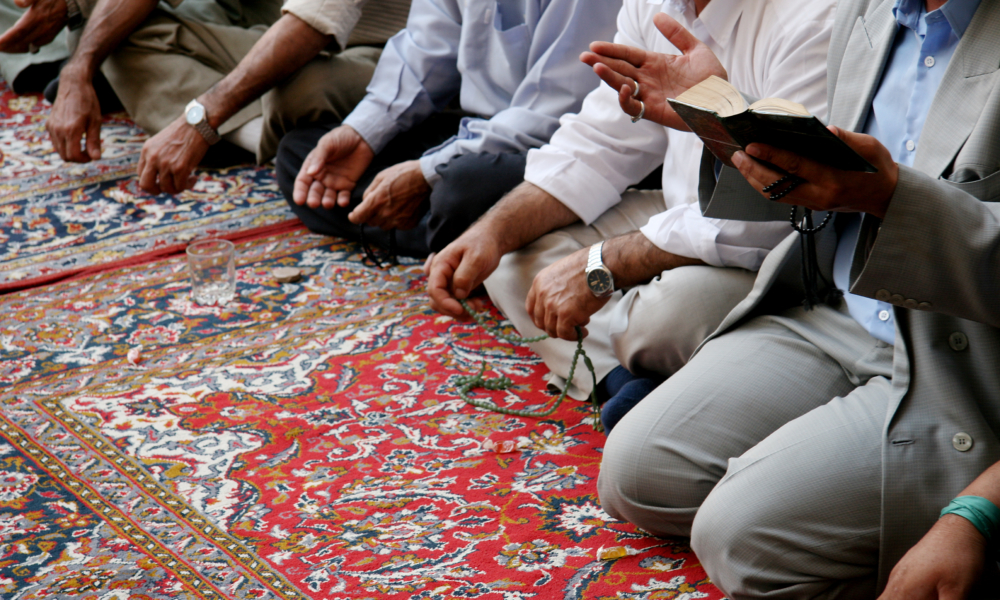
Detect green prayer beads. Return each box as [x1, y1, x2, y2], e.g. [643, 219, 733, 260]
[455, 299, 603, 432]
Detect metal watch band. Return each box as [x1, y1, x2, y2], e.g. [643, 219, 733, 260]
[586, 241, 604, 272]
[193, 119, 222, 145]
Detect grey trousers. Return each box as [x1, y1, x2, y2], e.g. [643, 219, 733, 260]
[484, 190, 757, 397]
[599, 303, 895, 599]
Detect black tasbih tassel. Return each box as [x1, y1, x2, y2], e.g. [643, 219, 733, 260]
[790, 207, 843, 311]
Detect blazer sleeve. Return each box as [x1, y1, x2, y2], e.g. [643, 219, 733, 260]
[849, 165, 1000, 327]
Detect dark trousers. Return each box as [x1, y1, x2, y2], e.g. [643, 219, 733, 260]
[276, 113, 528, 258]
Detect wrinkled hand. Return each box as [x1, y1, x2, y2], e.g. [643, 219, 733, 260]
[526, 247, 609, 340]
[580, 12, 727, 129]
[732, 126, 899, 219]
[137, 116, 210, 195]
[878, 515, 986, 600]
[0, 0, 68, 54]
[350, 160, 430, 230]
[292, 125, 374, 210]
[47, 71, 103, 162]
[427, 225, 504, 319]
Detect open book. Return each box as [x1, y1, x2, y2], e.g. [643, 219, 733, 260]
[668, 76, 877, 173]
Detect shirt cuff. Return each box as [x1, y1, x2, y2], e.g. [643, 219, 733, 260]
[343, 99, 403, 155]
[419, 153, 444, 188]
[282, 0, 361, 50]
[641, 205, 724, 267]
[524, 146, 621, 225]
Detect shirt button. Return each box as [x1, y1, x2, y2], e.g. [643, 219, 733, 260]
[949, 332, 969, 352]
[953, 432, 973, 452]
[878, 310, 891, 322]
[905, 140, 916, 151]
[924, 55, 935, 68]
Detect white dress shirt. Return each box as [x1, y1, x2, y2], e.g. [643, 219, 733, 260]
[524, 0, 835, 271]
[341, 0, 620, 186]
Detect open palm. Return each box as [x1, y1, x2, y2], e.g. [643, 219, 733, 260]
[581, 12, 727, 130]
[293, 125, 375, 209]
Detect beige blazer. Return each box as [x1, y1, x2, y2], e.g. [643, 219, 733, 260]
[699, 0, 1000, 589]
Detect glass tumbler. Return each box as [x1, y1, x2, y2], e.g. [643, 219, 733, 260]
[186, 239, 235, 305]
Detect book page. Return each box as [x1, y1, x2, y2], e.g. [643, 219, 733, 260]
[749, 97, 810, 116]
[674, 75, 748, 117]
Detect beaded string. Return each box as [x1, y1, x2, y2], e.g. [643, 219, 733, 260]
[455, 299, 603, 432]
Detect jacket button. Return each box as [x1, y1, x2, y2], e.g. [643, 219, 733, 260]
[949, 332, 969, 352]
[876, 289, 891, 301]
[904, 299, 918, 309]
[953, 432, 973, 452]
[891, 294, 904, 304]
[917, 302, 933, 310]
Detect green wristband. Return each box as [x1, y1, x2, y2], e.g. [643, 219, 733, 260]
[940, 495, 1000, 541]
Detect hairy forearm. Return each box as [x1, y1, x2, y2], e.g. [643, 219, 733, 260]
[475, 182, 579, 254]
[603, 231, 705, 288]
[199, 13, 331, 129]
[62, 0, 158, 81]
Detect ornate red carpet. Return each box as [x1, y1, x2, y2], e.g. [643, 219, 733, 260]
[0, 82, 724, 599]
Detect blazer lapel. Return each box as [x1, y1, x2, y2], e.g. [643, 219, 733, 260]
[828, 0, 898, 131]
[913, 1, 1000, 178]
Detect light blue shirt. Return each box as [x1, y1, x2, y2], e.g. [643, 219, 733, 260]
[833, 0, 981, 345]
[341, 0, 619, 187]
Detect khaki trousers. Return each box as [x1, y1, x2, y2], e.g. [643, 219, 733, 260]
[484, 190, 757, 398]
[101, 2, 379, 162]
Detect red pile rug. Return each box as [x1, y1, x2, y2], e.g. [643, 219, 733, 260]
[0, 231, 723, 599]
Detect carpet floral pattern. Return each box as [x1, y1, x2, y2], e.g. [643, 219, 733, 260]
[0, 81, 295, 290]
[0, 231, 724, 599]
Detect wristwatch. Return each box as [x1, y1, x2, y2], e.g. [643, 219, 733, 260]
[184, 99, 222, 145]
[65, 0, 84, 31]
[585, 242, 615, 297]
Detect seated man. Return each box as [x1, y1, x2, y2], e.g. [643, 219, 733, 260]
[427, 0, 834, 416]
[275, 0, 619, 258]
[42, 0, 408, 178]
[595, 0, 1000, 597]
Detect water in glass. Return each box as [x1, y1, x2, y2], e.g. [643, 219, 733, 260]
[186, 239, 235, 305]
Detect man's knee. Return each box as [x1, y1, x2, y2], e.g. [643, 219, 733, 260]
[612, 267, 756, 377]
[690, 479, 764, 599]
[427, 152, 527, 251]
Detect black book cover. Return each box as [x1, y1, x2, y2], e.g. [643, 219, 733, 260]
[669, 99, 877, 173]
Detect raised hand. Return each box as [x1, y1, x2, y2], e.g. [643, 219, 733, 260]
[137, 116, 210, 195]
[525, 246, 609, 340]
[350, 160, 430, 230]
[0, 0, 68, 54]
[292, 125, 375, 210]
[731, 126, 899, 219]
[47, 68, 103, 163]
[580, 12, 726, 129]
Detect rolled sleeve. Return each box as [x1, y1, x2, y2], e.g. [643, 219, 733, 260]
[524, 145, 621, 224]
[283, 0, 365, 50]
[641, 203, 792, 271]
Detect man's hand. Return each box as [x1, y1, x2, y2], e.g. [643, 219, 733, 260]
[47, 67, 103, 162]
[350, 160, 430, 230]
[732, 126, 899, 219]
[137, 117, 210, 195]
[427, 226, 505, 319]
[878, 515, 986, 600]
[525, 246, 609, 340]
[293, 125, 375, 210]
[580, 12, 727, 129]
[0, 0, 68, 54]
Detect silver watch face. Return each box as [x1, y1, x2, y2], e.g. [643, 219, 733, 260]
[587, 268, 613, 296]
[186, 103, 205, 125]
